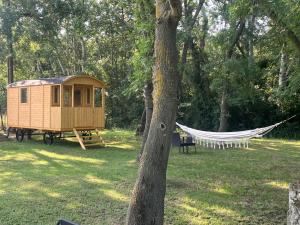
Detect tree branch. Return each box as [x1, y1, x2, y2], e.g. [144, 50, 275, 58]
[285, 29, 300, 54]
[266, 8, 300, 54]
[190, 0, 205, 29]
[20, 11, 43, 21]
[169, 0, 182, 19]
[227, 20, 245, 58]
[236, 41, 246, 57]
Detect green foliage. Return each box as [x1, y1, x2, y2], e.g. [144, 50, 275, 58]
[0, 0, 299, 134]
[126, 0, 155, 95]
[0, 75, 6, 110]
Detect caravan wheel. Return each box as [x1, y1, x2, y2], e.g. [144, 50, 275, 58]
[43, 132, 54, 145]
[16, 129, 25, 142]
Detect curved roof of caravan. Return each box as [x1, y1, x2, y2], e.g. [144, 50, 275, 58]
[7, 75, 107, 88]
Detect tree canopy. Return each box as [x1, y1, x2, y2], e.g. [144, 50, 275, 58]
[0, 0, 299, 136]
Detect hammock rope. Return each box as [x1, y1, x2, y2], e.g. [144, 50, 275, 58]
[176, 115, 296, 149]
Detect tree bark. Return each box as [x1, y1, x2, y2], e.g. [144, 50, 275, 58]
[136, 108, 146, 136]
[248, 13, 255, 67]
[0, 106, 4, 131]
[57, 56, 66, 75]
[7, 40, 13, 84]
[200, 8, 208, 50]
[181, 0, 205, 67]
[279, 42, 288, 88]
[137, 82, 153, 161]
[126, 0, 182, 224]
[5, 0, 14, 84]
[218, 19, 245, 132]
[218, 90, 229, 132]
[287, 182, 300, 225]
[227, 20, 245, 58]
[80, 37, 86, 72]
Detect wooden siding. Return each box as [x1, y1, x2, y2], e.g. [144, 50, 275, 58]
[50, 107, 61, 129]
[94, 107, 105, 128]
[74, 107, 94, 128]
[30, 86, 44, 128]
[7, 88, 19, 127]
[61, 107, 73, 129]
[7, 76, 106, 131]
[43, 85, 51, 129]
[61, 107, 104, 130]
[19, 87, 30, 127]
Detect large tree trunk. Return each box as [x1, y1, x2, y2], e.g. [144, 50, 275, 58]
[248, 13, 255, 67]
[0, 106, 4, 131]
[218, 90, 228, 132]
[181, 0, 205, 68]
[7, 40, 13, 84]
[279, 43, 288, 88]
[126, 1, 182, 224]
[137, 82, 153, 161]
[200, 8, 208, 50]
[217, 20, 245, 132]
[287, 182, 300, 225]
[5, 0, 14, 84]
[80, 37, 86, 72]
[136, 108, 146, 136]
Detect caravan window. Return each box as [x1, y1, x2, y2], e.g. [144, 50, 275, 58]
[86, 87, 92, 106]
[74, 87, 82, 107]
[20, 88, 27, 103]
[51, 86, 60, 106]
[63, 86, 72, 106]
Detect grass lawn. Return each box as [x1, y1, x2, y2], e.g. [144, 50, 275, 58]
[0, 130, 299, 225]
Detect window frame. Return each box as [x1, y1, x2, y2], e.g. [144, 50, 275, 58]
[86, 86, 92, 106]
[20, 88, 28, 104]
[51, 85, 61, 107]
[63, 85, 72, 107]
[74, 86, 83, 107]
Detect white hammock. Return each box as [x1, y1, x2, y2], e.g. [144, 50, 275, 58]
[176, 116, 295, 149]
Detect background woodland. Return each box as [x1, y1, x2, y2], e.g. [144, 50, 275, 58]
[1, 0, 300, 137]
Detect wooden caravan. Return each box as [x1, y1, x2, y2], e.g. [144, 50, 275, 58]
[6, 75, 107, 149]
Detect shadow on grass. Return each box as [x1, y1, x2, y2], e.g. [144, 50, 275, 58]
[0, 132, 139, 225]
[164, 139, 300, 224]
[0, 136, 299, 225]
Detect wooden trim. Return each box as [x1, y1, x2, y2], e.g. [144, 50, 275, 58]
[85, 86, 92, 107]
[42, 85, 44, 130]
[8, 125, 104, 132]
[17, 87, 19, 126]
[51, 85, 61, 107]
[62, 75, 107, 88]
[71, 84, 75, 107]
[60, 84, 63, 109]
[95, 128, 105, 144]
[73, 128, 86, 150]
[62, 85, 72, 107]
[102, 88, 106, 124]
[20, 87, 29, 104]
[92, 86, 95, 108]
[29, 86, 31, 127]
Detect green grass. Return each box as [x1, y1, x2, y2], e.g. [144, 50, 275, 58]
[0, 130, 299, 225]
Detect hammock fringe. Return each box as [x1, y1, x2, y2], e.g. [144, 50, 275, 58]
[176, 115, 296, 149]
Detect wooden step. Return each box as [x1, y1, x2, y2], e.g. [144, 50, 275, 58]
[84, 142, 105, 147]
[73, 128, 105, 150]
